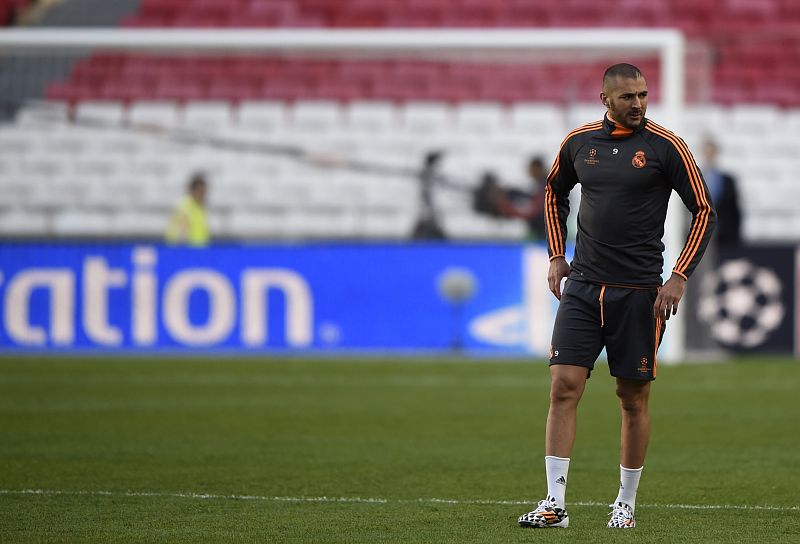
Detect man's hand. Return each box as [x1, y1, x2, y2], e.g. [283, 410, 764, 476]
[548, 257, 571, 300]
[654, 273, 687, 320]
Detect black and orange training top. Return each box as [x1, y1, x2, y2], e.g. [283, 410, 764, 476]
[545, 114, 717, 287]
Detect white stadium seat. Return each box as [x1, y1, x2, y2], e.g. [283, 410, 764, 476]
[361, 208, 416, 239]
[182, 101, 234, 131]
[110, 211, 167, 237]
[128, 101, 181, 129]
[75, 100, 126, 125]
[455, 102, 508, 133]
[52, 209, 113, 236]
[729, 105, 780, 136]
[346, 101, 399, 132]
[225, 210, 288, 239]
[0, 209, 50, 235]
[402, 101, 455, 134]
[510, 102, 565, 135]
[14, 101, 68, 127]
[0, 126, 42, 154]
[290, 101, 344, 132]
[283, 209, 358, 239]
[236, 101, 288, 132]
[566, 103, 605, 129]
[2, 99, 800, 242]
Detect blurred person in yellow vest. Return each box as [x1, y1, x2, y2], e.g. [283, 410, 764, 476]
[165, 172, 210, 246]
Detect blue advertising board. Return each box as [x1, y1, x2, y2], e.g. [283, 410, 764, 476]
[0, 243, 560, 355]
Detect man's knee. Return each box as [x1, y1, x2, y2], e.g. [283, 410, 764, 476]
[616, 380, 650, 414]
[550, 366, 588, 405]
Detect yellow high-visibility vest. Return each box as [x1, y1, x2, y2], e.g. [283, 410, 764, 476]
[165, 196, 209, 246]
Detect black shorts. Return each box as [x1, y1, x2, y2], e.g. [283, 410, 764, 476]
[549, 279, 666, 381]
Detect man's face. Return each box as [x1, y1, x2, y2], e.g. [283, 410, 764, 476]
[601, 75, 648, 130]
[529, 164, 546, 184]
[702, 141, 718, 166]
[192, 184, 207, 206]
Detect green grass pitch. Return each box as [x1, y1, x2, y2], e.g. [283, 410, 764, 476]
[1, 355, 798, 543]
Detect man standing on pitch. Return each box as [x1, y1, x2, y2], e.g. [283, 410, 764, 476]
[518, 63, 716, 529]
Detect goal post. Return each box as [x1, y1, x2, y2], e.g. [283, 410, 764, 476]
[0, 27, 688, 361]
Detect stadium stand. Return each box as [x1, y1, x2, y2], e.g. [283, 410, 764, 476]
[0, 0, 33, 25]
[2, 0, 800, 241]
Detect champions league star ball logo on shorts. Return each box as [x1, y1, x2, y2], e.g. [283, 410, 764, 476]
[697, 259, 785, 349]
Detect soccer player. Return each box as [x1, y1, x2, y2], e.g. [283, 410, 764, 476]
[517, 63, 716, 529]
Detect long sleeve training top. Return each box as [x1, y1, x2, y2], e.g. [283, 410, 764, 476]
[545, 115, 717, 287]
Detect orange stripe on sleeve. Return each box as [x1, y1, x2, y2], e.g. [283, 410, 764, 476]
[644, 123, 712, 275]
[545, 121, 603, 257]
[646, 123, 711, 265]
[645, 124, 709, 270]
[545, 162, 562, 254]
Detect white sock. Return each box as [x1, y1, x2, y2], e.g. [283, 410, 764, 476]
[614, 465, 643, 512]
[545, 455, 570, 509]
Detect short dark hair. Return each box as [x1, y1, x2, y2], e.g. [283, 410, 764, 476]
[424, 150, 443, 167]
[188, 172, 207, 192]
[603, 63, 644, 88]
[528, 156, 545, 170]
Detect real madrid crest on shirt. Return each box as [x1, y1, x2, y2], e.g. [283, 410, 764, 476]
[632, 150, 646, 168]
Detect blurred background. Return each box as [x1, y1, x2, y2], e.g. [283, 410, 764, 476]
[1, 0, 798, 360]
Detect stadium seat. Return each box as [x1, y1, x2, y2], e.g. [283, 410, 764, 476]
[728, 105, 781, 136]
[454, 102, 508, 133]
[290, 101, 345, 132]
[361, 208, 416, 239]
[128, 101, 181, 129]
[283, 209, 359, 239]
[225, 210, 288, 238]
[442, 211, 526, 240]
[75, 101, 126, 125]
[236, 101, 288, 132]
[346, 101, 399, 132]
[52, 209, 113, 236]
[566, 103, 605, 128]
[402, 102, 455, 134]
[110, 211, 167, 237]
[0, 209, 50, 235]
[13, 101, 68, 127]
[0, 177, 33, 208]
[182, 101, 235, 131]
[0, 126, 41, 154]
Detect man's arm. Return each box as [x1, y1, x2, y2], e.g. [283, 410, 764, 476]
[662, 133, 717, 281]
[545, 137, 579, 263]
[652, 130, 717, 318]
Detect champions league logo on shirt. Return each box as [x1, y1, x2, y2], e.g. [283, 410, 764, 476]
[584, 148, 599, 166]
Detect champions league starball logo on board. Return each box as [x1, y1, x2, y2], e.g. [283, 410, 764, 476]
[697, 259, 785, 349]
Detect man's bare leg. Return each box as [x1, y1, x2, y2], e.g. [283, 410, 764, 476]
[546, 364, 590, 457]
[616, 378, 650, 468]
[609, 377, 651, 525]
[518, 364, 588, 528]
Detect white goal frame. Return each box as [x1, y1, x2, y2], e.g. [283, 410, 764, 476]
[0, 27, 687, 361]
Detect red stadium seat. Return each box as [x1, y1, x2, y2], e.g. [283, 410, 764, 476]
[37, 0, 800, 107]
